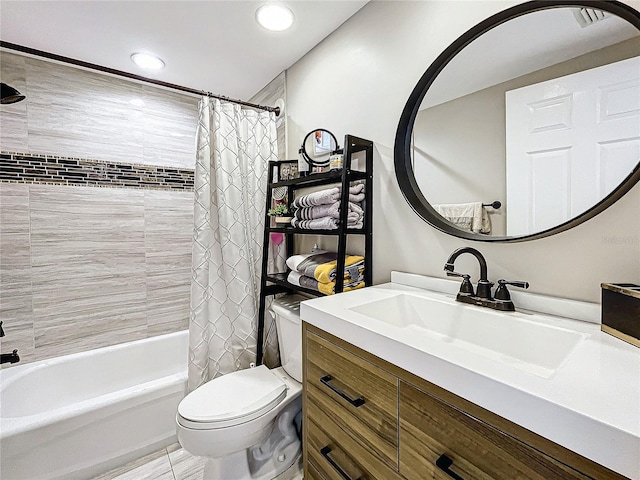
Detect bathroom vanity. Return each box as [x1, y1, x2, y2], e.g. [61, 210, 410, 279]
[300, 273, 640, 480]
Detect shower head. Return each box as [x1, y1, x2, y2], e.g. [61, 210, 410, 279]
[1, 82, 26, 104]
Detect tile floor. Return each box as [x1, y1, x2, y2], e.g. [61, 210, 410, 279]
[92, 443, 303, 480]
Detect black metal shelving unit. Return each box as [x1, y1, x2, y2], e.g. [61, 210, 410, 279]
[256, 134, 373, 365]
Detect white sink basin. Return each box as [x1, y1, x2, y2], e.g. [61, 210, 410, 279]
[349, 293, 588, 378]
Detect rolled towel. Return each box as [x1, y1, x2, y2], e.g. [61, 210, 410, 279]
[286, 251, 365, 283]
[292, 185, 366, 208]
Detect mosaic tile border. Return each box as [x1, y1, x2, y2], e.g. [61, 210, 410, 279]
[0, 152, 194, 191]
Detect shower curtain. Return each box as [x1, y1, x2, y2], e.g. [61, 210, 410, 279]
[188, 97, 282, 391]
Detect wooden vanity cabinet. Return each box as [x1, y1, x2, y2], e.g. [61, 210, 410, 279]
[302, 323, 627, 480]
[400, 381, 590, 480]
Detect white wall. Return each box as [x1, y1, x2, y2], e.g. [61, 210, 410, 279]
[285, 0, 640, 303]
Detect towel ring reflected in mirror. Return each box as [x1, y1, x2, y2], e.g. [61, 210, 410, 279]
[394, 0, 640, 242]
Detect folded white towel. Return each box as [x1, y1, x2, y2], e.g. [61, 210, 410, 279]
[433, 202, 491, 233]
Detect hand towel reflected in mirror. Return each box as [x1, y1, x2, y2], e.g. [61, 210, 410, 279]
[433, 202, 491, 233]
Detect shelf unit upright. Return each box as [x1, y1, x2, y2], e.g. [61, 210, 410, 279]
[256, 134, 373, 365]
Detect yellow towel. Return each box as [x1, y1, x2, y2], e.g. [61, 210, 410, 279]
[313, 255, 364, 283]
[317, 281, 365, 296]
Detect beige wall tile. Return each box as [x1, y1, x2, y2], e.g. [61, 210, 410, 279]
[144, 190, 193, 336]
[1, 184, 195, 366]
[0, 52, 197, 169]
[0, 184, 34, 365]
[29, 185, 148, 361]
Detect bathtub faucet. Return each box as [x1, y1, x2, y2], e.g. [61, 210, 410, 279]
[1, 349, 20, 364]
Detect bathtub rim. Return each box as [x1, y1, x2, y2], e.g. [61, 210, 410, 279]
[0, 329, 187, 385]
[0, 330, 188, 436]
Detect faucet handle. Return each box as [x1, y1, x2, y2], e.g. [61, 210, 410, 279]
[495, 279, 529, 301]
[446, 271, 475, 295]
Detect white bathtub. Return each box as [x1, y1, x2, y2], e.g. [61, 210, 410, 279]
[0, 330, 188, 480]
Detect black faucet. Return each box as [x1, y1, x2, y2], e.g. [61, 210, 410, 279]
[1, 349, 20, 364]
[0, 321, 21, 365]
[444, 247, 528, 311]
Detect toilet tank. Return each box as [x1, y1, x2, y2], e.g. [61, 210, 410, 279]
[270, 295, 307, 382]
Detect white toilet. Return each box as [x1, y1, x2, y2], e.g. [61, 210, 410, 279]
[176, 295, 306, 480]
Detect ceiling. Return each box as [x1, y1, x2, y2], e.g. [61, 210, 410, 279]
[0, 1, 368, 100]
[421, 6, 640, 109]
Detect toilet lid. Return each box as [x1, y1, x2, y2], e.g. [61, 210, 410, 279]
[178, 365, 286, 426]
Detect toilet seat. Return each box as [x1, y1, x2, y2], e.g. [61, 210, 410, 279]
[177, 365, 287, 430]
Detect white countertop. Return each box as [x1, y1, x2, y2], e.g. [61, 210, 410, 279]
[299, 272, 640, 479]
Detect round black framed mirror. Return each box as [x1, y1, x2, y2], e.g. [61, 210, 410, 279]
[394, 0, 640, 242]
[300, 129, 339, 168]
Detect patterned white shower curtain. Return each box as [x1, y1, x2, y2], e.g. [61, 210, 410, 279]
[188, 97, 281, 391]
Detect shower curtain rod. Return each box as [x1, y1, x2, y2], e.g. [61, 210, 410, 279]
[0, 41, 280, 116]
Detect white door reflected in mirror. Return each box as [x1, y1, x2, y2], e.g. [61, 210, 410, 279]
[407, 5, 640, 239]
[505, 56, 640, 235]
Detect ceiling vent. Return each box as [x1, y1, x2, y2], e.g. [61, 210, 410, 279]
[573, 8, 609, 27]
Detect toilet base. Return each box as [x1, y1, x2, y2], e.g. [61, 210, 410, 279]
[201, 396, 302, 480]
[202, 441, 300, 480]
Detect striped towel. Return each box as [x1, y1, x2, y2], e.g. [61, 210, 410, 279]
[292, 184, 365, 208]
[290, 217, 363, 230]
[293, 201, 363, 221]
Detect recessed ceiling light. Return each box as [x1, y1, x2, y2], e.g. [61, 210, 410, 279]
[256, 4, 294, 32]
[129, 98, 145, 107]
[130, 52, 165, 71]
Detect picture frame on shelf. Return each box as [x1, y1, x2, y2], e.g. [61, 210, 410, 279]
[279, 161, 299, 181]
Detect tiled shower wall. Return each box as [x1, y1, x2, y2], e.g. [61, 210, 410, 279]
[0, 51, 198, 167]
[0, 51, 198, 366]
[0, 183, 193, 365]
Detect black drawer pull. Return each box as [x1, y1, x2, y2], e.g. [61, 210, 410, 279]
[320, 375, 365, 407]
[436, 454, 464, 480]
[320, 446, 362, 480]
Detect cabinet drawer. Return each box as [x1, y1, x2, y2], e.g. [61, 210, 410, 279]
[399, 381, 589, 480]
[306, 331, 399, 468]
[307, 413, 403, 480]
[306, 461, 328, 480]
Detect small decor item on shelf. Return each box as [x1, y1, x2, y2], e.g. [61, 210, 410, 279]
[267, 203, 293, 224]
[279, 161, 299, 181]
[329, 152, 344, 171]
